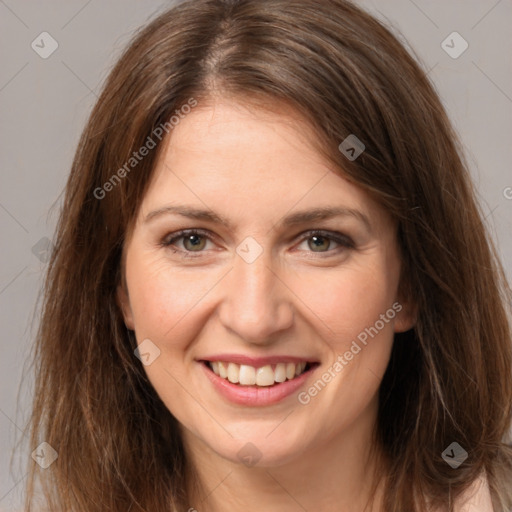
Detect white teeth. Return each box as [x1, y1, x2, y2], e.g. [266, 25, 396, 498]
[274, 363, 287, 383]
[256, 365, 274, 386]
[239, 365, 256, 385]
[218, 361, 228, 379]
[227, 362, 239, 383]
[208, 360, 310, 386]
[286, 363, 296, 380]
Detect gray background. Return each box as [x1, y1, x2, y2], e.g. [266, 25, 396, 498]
[1, 0, 511, 509]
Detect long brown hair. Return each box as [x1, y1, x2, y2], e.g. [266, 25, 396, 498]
[22, 0, 512, 510]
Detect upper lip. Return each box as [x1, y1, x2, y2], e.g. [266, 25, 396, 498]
[199, 354, 319, 367]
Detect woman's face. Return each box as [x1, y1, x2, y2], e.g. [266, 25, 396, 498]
[118, 98, 415, 468]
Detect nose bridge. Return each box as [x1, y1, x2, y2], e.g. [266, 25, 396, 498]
[218, 247, 293, 342]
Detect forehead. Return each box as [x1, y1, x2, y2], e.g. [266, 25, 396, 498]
[134, 98, 392, 235]
[161, 97, 326, 170]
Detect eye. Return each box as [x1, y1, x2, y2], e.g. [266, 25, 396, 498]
[295, 230, 354, 255]
[161, 228, 354, 258]
[162, 229, 214, 257]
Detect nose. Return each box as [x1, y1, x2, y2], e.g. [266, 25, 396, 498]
[217, 249, 294, 345]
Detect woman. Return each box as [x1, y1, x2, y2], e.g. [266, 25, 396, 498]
[24, 0, 512, 510]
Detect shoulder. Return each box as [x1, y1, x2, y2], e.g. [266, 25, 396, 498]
[454, 473, 494, 512]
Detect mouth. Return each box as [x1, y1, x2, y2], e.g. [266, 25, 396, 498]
[201, 360, 319, 387]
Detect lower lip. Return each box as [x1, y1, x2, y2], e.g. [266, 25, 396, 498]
[199, 362, 317, 406]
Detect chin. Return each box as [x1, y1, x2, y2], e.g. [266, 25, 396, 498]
[203, 424, 310, 468]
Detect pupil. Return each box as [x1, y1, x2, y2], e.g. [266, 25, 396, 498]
[310, 235, 328, 251]
[186, 235, 204, 250]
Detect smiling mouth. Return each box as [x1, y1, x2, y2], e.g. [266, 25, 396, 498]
[202, 360, 318, 387]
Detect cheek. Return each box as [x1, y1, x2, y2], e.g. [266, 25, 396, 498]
[125, 252, 220, 346]
[294, 261, 399, 346]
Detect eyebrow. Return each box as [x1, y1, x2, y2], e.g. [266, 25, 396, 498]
[144, 205, 372, 232]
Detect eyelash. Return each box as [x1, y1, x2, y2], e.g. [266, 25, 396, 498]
[161, 228, 354, 259]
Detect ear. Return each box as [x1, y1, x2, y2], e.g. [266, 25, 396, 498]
[116, 282, 135, 330]
[392, 263, 418, 333]
[393, 298, 417, 333]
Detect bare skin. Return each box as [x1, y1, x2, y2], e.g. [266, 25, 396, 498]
[117, 98, 417, 511]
